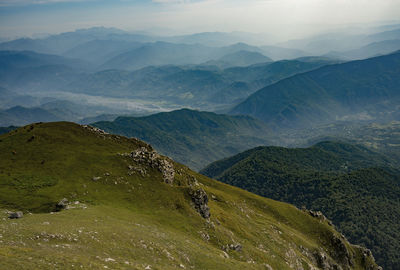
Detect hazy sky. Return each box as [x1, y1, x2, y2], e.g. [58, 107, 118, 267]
[1, 0, 400, 39]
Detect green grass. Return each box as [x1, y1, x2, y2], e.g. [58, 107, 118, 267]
[0, 122, 379, 269]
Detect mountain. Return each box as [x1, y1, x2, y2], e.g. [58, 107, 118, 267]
[63, 39, 144, 66]
[0, 50, 89, 70]
[93, 109, 275, 171]
[0, 122, 380, 269]
[0, 38, 56, 55]
[166, 32, 272, 47]
[329, 39, 400, 60]
[0, 50, 87, 91]
[366, 28, 400, 44]
[100, 42, 268, 71]
[0, 106, 61, 126]
[260, 45, 310, 60]
[79, 114, 119, 125]
[100, 42, 218, 70]
[204, 50, 272, 68]
[277, 27, 400, 55]
[231, 51, 400, 129]
[222, 58, 341, 91]
[67, 58, 335, 110]
[0, 27, 154, 55]
[201, 141, 399, 269]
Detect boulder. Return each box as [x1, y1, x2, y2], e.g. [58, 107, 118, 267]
[8, 211, 23, 219]
[56, 198, 69, 211]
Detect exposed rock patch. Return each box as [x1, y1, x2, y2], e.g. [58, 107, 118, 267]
[8, 211, 23, 219]
[330, 234, 353, 268]
[82, 125, 108, 135]
[305, 209, 333, 226]
[354, 245, 383, 270]
[189, 188, 210, 218]
[129, 147, 175, 184]
[56, 198, 69, 211]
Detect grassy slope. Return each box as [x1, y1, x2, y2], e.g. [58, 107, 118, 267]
[201, 142, 399, 269]
[0, 122, 378, 269]
[93, 109, 274, 171]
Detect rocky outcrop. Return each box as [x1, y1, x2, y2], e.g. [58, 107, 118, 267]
[354, 245, 383, 270]
[309, 232, 382, 270]
[129, 147, 175, 184]
[8, 211, 23, 219]
[56, 198, 69, 211]
[305, 209, 333, 226]
[330, 234, 353, 268]
[82, 125, 108, 135]
[222, 243, 242, 252]
[189, 188, 210, 219]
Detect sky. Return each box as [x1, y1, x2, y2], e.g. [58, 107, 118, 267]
[0, 0, 400, 40]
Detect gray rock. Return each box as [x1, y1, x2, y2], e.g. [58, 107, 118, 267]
[222, 243, 242, 252]
[56, 198, 69, 211]
[229, 243, 242, 251]
[8, 211, 23, 219]
[189, 188, 210, 218]
[130, 147, 175, 184]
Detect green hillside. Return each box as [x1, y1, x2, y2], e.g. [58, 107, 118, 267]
[93, 109, 275, 171]
[0, 122, 380, 269]
[201, 141, 399, 269]
[231, 51, 400, 128]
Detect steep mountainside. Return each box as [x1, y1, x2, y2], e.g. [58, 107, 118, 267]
[231, 51, 400, 128]
[0, 122, 380, 269]
[93, 109, 274, 171]
[201, 141, 399, 269]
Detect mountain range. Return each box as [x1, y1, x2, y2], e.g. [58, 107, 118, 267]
[231, 51, 400, 129]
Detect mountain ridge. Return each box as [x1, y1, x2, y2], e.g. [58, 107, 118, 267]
[231, 51, 400, 128]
